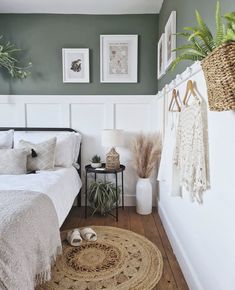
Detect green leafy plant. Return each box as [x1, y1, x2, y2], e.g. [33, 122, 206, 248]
[171, 2, 235, 70]
[0, 36, 31, 79]
[91, 155, 101, 163]
[88, 180, 120, 215]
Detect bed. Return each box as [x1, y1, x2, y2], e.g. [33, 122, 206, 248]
[0, 127, 82, 290]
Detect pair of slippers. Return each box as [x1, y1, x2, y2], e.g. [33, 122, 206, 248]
[67, 227, 97, 247]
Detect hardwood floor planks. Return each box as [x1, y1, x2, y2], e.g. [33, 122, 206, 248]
[153, 212, 189, 290]
[61, 206, 188, 290]
[141, 212, 178, 290]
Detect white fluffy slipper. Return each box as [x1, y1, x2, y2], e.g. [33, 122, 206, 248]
[67, 229, 82, 247]
[80, 227, 97, 242]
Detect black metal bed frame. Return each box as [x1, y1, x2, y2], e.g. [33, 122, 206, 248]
[0, 127, 82, 207]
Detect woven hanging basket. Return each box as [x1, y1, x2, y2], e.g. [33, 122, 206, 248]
[201, 41, 235, 111]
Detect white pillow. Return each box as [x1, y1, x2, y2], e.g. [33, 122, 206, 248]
[14, 131, 82, 168]
[0, 148, 28, 175]
[0, 130, 14, 149]
[18, 137, 57, 171]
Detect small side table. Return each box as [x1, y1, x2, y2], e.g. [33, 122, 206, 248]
[85, 163, 125, 221]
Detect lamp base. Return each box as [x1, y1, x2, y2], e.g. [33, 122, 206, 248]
[106, 147, 120, 170]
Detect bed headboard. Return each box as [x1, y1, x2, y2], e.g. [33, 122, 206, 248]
[0, 127, 82, 206]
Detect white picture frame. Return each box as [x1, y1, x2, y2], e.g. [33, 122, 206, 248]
[62, 48, 90, 83]
[100, 35, 138, 83]
[157, 33, 165, 79]
[164, 11, 176, 71]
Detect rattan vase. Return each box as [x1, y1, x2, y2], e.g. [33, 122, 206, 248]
[201, 41, 235, 111]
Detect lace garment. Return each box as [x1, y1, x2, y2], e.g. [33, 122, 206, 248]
[174, 99, 210, 203]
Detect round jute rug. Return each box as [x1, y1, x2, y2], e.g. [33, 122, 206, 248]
[37, 226, 163, 290]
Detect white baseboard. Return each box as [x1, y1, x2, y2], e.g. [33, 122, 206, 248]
[158, 202, 203, 290]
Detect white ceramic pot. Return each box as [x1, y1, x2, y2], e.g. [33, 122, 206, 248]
[91, 162, 102, 168]
[136, 177, 152, 215]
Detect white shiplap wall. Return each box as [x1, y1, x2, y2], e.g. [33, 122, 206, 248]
[0, 94, 158, 206]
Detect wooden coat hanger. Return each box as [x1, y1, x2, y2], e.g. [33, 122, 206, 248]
[183, 80, 200, 105]
[169, 89, 181, 112]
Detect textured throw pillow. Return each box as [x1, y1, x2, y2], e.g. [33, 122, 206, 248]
[0, 130, 14, 149]
[0, 148, 28, 175]
[18, 137, 57, 171]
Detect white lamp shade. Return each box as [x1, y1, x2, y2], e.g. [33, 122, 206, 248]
[101, 129, 124, 147]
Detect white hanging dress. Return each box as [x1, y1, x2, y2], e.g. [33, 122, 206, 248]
[157, 113, 181, 197]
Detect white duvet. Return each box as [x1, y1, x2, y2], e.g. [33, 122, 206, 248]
[0, 167, 82, 226]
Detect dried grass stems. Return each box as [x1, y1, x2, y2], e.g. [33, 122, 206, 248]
[131, 133, 162, 178]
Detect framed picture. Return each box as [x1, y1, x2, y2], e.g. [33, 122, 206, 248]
[164, 11, 176, 70]
[100, 35, 138, 83]
[62, 48, 89, 83]
[157, 33, 165, 79]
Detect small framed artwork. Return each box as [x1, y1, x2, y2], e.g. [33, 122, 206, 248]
[157, 33, 165, 79]
[62, 48, 90, 83]
[164, 11, 176, 70]
[100, 35, 138, 83]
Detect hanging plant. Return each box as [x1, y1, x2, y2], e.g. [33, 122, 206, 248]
[170, 2, 235, 111]
[170, 2, 235, 69]
[0, 36, 31, 79]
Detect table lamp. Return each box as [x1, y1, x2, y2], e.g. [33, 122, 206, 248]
[101, 129, 124, 170]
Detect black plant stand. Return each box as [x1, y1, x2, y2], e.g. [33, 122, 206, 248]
[85, 163, 125, 221]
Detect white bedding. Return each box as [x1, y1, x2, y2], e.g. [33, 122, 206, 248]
[0, 167, 81, 226]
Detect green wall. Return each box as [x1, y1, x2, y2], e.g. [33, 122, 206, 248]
[158, 0, 235, 89]
[0, 14, 158, 95]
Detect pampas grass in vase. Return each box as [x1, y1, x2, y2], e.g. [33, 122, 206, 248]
[131, 133, 162, 215]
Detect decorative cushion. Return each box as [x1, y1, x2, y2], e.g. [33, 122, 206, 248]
[0, 130, 14, 149]
[0, 148, 28, 175]
[55, 133, 77, 167]
[18, 137, 57, 171]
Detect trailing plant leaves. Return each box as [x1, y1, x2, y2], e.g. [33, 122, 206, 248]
[170, 53, 201, 70]
[215, 1, 224, 46]
[88, 180, 120, 216]
[0, 36, 31, 79]
[170, 2, 235, 70]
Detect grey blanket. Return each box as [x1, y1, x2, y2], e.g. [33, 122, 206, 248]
[0, 190, 62, 290]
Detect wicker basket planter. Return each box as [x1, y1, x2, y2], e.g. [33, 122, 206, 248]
[201, 41, 235, 111]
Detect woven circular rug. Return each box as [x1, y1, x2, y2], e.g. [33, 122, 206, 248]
[37, 226, 163, 290]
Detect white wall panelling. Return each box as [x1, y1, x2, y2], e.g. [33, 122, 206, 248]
[155, 62, 235, 290]
[0, 94, 157, 206]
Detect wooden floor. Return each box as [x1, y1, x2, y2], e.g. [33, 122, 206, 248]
[61, 206, 189, 290]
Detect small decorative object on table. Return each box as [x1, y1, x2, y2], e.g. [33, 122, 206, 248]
[90, 154, 102, 168]
[85, 163, 125, 221]
[101, 129, 124, 170]
[131, 133, 162, 215]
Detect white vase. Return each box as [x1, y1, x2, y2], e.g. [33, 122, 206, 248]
[136, 178, 152, 215]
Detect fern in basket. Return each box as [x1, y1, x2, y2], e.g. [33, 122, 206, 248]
[171, 2, 235, 70]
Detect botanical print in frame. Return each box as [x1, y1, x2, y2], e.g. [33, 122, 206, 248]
[164, 11, 176, 70]
[100, 35, 138, 83]
[62, 48, 89, 83]
[158, 33, 165, 79]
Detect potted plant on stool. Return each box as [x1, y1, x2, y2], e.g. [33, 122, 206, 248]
[131, 133, 162, 215]
[88, 180, 120, 216]
[91, 155, 102, 168]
